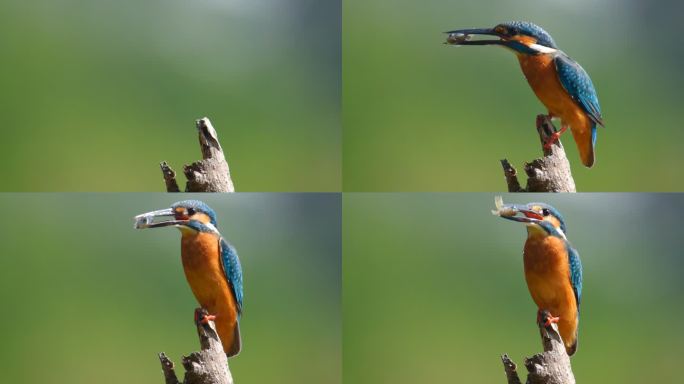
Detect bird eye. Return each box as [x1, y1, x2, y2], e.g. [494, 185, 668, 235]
[187, 208, 196, 215]
[495, 26, 506, 35]
[541, 208, 550, 216]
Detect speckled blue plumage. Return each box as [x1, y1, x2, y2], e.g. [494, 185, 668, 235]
[221, 238, 243, 317]
[500, 21, 557, 48]
[554, 53, 604, 145]
[567, 245, 582, 311]
[500, 22, 603, 144]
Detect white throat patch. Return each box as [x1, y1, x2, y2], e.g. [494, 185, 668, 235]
[529, 43, 558, 54]
[204, 222, 220, 234]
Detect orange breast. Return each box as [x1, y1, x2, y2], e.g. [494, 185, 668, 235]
[523, 235, 578, 351]
[517, 54, 594, 166]
[181, 232, 239, 354]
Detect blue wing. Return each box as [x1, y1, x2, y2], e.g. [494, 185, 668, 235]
[220, 237, 243, 316]
[554, 53, 604, 128]
[566, 244, 582, 313]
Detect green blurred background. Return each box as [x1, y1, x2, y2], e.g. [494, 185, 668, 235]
[344, 193, 684, 383]
[343, 0, 684, 191]
[0, 193, 341, 383]
[0, 0, 340, 191]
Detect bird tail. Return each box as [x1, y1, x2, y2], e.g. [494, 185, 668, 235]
[565, 321, 579, 356]
[225, 322, 242, 357]
[578, 123, 596, 167]
[566, 333, 578, 356]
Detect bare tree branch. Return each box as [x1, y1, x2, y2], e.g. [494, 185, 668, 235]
[159, 309, 234, 384]
[160, 117, 235, 192]
[160, 162, 181, 192]
[502, 322, 575, 384]
[501, 115, 576, 192]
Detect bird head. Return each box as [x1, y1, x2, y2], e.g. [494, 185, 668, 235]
[134, 200, 219, 234]
[445, 21, 558, 55]
[494, 200, 567, 239]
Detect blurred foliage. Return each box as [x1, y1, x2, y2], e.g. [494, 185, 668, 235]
[343, 0, 684, 191]
[0, 193, 341, 383]
[0, 0, 340, 191]
[344, 193, 684, 383]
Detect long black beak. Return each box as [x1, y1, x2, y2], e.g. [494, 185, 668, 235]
[134, 208, 188, 229]
[444, 27, 504, 46]
[497, 204, 544, 224]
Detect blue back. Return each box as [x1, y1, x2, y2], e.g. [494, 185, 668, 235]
[554, 54, 604, 133]
[220, 237, 243, 316]
[567, 244, 583, 312]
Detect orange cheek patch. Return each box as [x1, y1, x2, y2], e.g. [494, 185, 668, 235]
[511, 35, 537, 45]
[190, 213, 211, 224]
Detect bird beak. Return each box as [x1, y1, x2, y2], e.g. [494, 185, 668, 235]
[444, 27, 503, 46]
[497, 204, 544, 224]
[134, 208, 187, 229]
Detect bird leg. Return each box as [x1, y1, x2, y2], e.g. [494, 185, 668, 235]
[537, 309, 560, 328]
[535, 113, 568, 149]
[542, 124, 568, 150]
[194, 307, 217, 325]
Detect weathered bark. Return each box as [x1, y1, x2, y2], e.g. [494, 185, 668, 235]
[159, 309, 234, 384]
[501, 322, 575, 384]
[160, 117, 235, 192]
[501, 115, 576, 192]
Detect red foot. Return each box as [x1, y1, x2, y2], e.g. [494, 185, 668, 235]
[544, 315, 560, 327]
[543, 125, 568, 150]
[537, 309, 560, 328]
[194, 308, 217, 325]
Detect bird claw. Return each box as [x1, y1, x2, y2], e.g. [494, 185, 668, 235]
[541, 122, 568, 150]
[537, 309, 560, 328]
[543, 132, 562, 150]
[194, 308, 217, 325]
[544, 315, 560, 327]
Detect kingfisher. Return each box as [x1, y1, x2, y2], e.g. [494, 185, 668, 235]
[446, 21, 604, 167]
[135, 200, 243, 357]
[493, 199, 582, 356]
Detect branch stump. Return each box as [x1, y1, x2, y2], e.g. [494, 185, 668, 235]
[501, 115, 576, 192]
[159, 309, 234, 384]
[501, 322, 575, 384]
[161, 117, 235, 192]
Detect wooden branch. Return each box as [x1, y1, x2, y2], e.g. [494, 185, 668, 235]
[501, 322, 575, 384]
[160, 162, 181, 192]
[501, 115, 576, 192]
[160, 117, 235, 192]
[159, 309, 234, 384]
